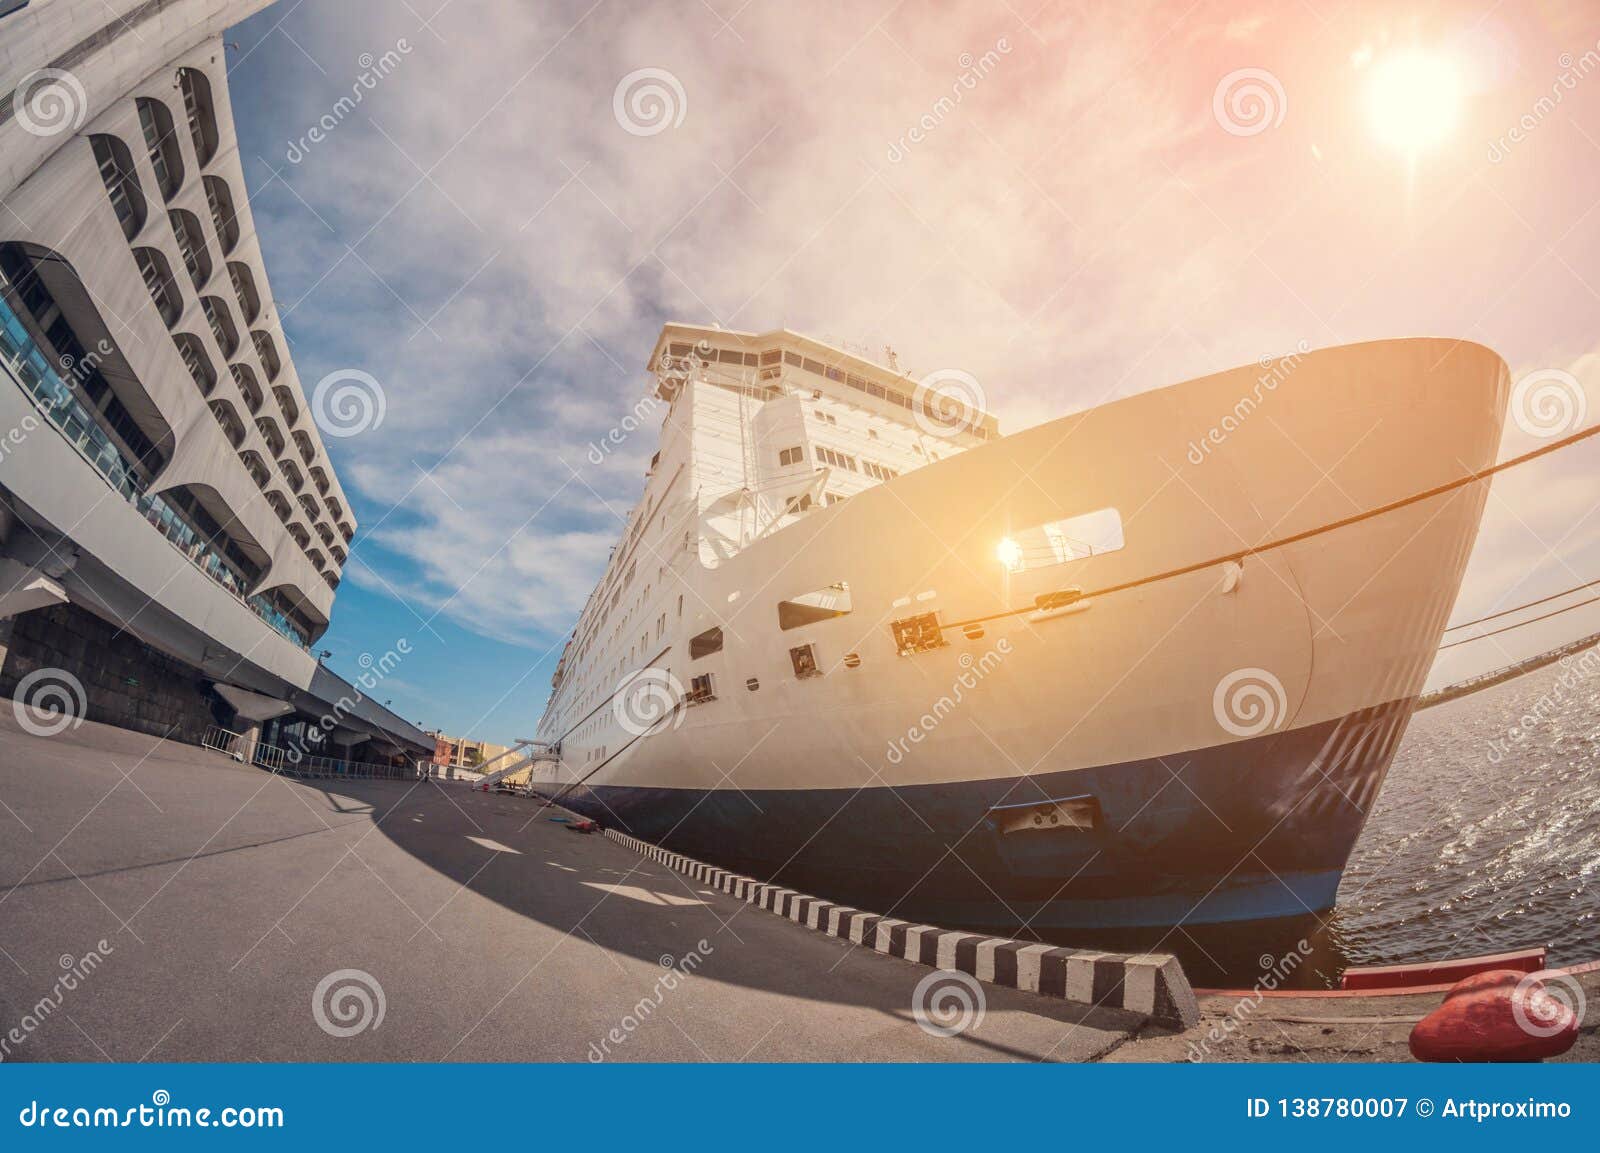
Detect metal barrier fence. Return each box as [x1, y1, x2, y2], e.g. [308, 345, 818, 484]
[200, 725, 419, 781]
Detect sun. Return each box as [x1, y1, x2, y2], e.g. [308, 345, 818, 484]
[1366, 50, 1462, 156]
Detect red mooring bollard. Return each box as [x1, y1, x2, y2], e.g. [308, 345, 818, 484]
[1409, 969, 1581, 1061]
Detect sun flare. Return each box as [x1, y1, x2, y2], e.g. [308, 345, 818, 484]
[1366, 50, 1463, 155]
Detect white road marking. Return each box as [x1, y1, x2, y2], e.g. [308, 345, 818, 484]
[467, 836, 520, 854]
[579, 882, 707, 907]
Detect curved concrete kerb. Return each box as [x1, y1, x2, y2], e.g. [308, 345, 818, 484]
[603, 828, 1200, 1030]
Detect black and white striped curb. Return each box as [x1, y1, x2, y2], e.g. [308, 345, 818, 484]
[604, 828, 1199, 1030]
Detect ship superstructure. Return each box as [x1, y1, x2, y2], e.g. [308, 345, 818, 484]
[542, 325, 995, 750]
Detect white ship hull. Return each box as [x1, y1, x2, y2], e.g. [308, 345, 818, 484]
[534, 337, 1508, 929]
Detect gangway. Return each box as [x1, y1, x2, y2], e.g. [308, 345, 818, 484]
[466, 738, 560, 789]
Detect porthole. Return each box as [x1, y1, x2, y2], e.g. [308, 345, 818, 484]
[842, 653, 861, 668]
[745, 677, 760, 692]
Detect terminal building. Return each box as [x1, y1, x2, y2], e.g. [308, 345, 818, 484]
[0, 0, 431, 766]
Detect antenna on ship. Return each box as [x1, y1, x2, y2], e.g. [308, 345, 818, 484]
[884, 345, 899, 372]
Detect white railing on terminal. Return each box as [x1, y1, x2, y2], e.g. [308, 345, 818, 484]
[201, 725, 420, 781]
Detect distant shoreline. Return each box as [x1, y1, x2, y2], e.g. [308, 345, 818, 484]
[1418, 628, 1600, 709]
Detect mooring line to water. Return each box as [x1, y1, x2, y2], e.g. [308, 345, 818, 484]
[1443, 576, 1600, 633]
[1438, 593, 1600, 651]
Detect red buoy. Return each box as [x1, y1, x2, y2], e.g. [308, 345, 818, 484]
[1409, 969, 1581, 1062]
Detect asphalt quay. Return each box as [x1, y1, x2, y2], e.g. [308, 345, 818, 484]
[0, 712, 1146, 1062]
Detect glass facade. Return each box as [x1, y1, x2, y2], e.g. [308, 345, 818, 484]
[0, 292, 312, 650]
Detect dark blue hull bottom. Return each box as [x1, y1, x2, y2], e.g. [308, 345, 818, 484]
[559, 698, 1414, 931]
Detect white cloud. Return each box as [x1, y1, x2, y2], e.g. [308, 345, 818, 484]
[233, 0, 1600, 698]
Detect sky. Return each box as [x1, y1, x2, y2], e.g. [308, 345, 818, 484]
[221, 0, 1600, 745]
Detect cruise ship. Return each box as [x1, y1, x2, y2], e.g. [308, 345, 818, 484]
[531, 324, 1509, 930]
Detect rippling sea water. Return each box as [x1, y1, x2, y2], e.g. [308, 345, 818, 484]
[1331, 651, 1600, 972]
[1056, 652, 1600, 988]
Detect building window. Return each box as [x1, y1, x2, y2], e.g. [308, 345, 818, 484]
[90, 135, 146, 241]
[816, 446, 857, 472]
[201, 296, 239, 356]
[231, 364, 263, 413]
[204, 177, 239, 253]
[173, 333, 214, 397]
[252, 330, 282, 381]
[133, 248, 183, 328]
[137, 98, 184, 201]
[177, 67, 219, 168]
[169, 208, 211, 289]
[778, 445, 805, 467]
[228, 262, 261, 323]
[783, 493, 813, 514]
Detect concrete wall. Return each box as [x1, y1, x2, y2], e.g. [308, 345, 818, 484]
[0, 0, 278, 201]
